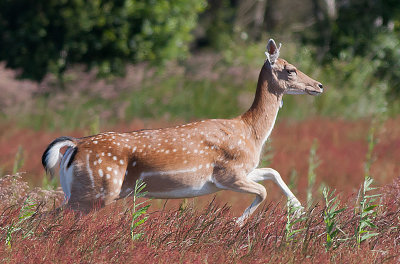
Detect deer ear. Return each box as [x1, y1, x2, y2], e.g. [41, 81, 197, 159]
[265, 39, 281, 65]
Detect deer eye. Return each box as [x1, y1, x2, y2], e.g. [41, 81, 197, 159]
[286, 69, 297, 75]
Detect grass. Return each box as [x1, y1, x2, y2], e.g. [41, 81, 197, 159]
[0, 174, 399, 263]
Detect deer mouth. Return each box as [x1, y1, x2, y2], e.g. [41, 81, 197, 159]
[305, 87, 323, 96]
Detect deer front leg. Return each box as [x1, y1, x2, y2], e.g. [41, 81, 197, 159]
[214, 173, 267, 225]
[247, 168, 303, 209]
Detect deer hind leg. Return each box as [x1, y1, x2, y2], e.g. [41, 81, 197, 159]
[247, 168, 302, 208]
[62, 161, 105, 214]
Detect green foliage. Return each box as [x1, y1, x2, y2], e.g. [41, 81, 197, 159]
[0, 0, 206, 81]
[89, 115, 101, 135]
[4, 197, 37, 248]
[353, 123, 381, 246]
[354, 177, 381, 246]
[304, 0, 400, 98]
[322, 187, 346, 251]
[41, 174, 58, 191]
[203, 0, 235, 50]
[124, 76, 244, 122]
[259, 139, 274, 168]
[285, 202, 307, 243]
[307, 140, 320, 207]
[12, 146, 24, 174]
[130, 179, 150, 241]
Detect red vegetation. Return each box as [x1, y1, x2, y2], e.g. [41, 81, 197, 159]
[1, 174, 400, 263]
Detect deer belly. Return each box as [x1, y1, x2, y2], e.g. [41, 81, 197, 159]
[138, 170, 220, 199]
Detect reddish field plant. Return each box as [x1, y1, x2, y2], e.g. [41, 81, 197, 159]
[1, 174, 399, 263]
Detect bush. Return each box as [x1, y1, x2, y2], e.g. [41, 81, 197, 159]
[0, 0, 206, 81]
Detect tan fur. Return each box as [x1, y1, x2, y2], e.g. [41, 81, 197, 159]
[44, 40, 323, 220]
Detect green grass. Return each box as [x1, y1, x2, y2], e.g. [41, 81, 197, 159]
[124, 77, 245, 121]
[1, 39, 396, 132]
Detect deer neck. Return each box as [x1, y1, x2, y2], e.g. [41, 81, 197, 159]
[241, 63, 283, 147]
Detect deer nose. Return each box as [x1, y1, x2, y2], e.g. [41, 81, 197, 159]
[318, 83, 323, 89]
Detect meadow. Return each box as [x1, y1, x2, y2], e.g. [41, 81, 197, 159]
[0, 41, 399, 263]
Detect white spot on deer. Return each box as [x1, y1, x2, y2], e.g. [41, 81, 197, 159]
[132, 161, 137, 167]
[119, 179, 122, 185]
[132, 146, 137, 153]
[184, 160, 188, 164]
[107, 167, 112, 171]
[125, 170, 128, 176]
[113, 156, 117, 161]
[198, 165, 203, 169]
[93, 141, 98, 144]
[206, 164, 210, 169]
[182, 147, 187, 151]
[101, 152, 105, 156]
[173, 149, 177, 152]
[96, 193, 101, 199]
[108, 153, 112, 156]
[173, 138, 176, 141]
[98, 158, 102, 164]
[106, 174, 111, 179]
[117, 143, 120, 146]
[114, 170, 118, 175]
[113, 178, 117, 184]
[99, 169, 104, 177]
[194, 149, 198, 153]
[165, 150, 170, 154]
[165, 139, 168, 143]
[94, 161, 97, 166]
[119, 160, 124, 165]
[160, 149, 165, 152]
[200, 150, 204, 154]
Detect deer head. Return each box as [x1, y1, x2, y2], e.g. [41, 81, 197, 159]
[265, 39, 323, 96]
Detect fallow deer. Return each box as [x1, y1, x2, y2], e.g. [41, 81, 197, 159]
[42, 39, 323, 223]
